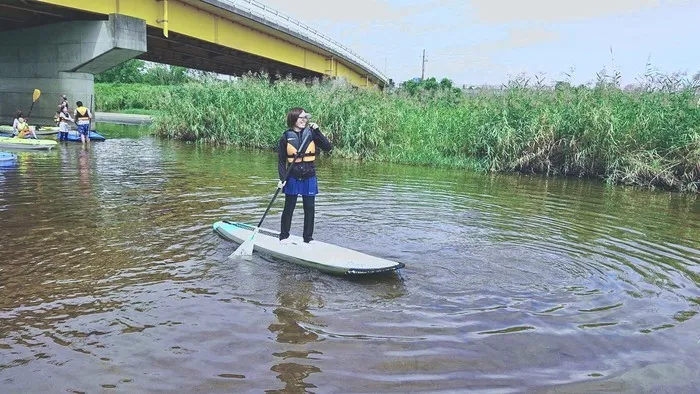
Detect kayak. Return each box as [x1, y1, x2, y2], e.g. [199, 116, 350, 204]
[0, 137, 57, 150]
[0, 131, 107, 141]
[64, 131, 106, 142]
[0, 131, 59, 138]
[0, 152, 17, 167]
[38, 130, 59, 136]
[0, 125, 58, 135]
[0, 152, 16, 161]
[213, 221, 405, 275]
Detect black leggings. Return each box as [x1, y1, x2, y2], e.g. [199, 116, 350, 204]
[279, 194, 315, 242]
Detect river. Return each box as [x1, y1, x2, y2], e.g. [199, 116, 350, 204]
[1, 125, 699, 393]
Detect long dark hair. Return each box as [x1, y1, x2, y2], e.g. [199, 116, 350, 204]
[15, 110, 23, 119]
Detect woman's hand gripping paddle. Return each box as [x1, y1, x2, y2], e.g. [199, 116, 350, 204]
[230, 128, 313, 259]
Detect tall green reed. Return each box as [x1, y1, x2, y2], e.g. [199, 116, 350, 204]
[96, 73, 700, 192]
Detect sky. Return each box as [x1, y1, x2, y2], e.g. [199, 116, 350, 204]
[255, 0, 700, 87]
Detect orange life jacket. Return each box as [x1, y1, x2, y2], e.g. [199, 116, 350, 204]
[285, 128, 316, 163]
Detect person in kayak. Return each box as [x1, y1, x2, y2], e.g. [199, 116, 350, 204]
[14, 117, 37, 139]
[11, 111, 24, 137]
[277, 108, 332, 244]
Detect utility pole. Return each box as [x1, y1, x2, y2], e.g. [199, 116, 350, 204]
[421, 49, 427, 80]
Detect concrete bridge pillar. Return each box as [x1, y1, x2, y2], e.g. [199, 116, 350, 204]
[0, 14, 146, 125]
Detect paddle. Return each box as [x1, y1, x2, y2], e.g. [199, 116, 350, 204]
[20, 89, 41, 139]
[230, 128, 313, 258]
[26, 89, 41, 119]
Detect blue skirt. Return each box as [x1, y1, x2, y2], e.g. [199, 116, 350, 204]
[284, 176, 318, 196]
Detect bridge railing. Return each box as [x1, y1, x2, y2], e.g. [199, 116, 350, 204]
[217, 0, 388, 84]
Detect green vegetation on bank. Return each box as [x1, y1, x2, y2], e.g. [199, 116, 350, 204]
[95, 83, 174, 112]
[95, 59, 208, 85]
[94, 59, 211, 113]
[95, 74, 700, 193]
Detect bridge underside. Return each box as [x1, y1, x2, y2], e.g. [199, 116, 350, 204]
[0, 1, 324, 81]
[0, 11, 148, 124]
[0, 0, 383, 124]
[0, 1, 98, 31]
[141, 27, 323, 81]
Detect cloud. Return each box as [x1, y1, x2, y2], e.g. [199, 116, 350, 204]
[469, 0, 663, 23]
[440, 27, 560, 57]
[477, 27, 559, 51]
[419, 27, 559, 83]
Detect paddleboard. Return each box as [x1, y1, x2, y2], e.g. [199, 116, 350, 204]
[0, 137, 57, 150]
[213, 221, 405, 275]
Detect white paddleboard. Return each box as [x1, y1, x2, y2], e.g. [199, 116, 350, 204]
[213, 221, 405, 275]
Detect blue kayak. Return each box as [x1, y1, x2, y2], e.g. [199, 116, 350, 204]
[0, 152, 17, 167]
[0, 152, 16, 161]
[63, 132, 106, 142]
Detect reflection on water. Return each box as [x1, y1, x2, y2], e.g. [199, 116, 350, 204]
[0, 128, 699, 392]
[268, 279, 322, 393]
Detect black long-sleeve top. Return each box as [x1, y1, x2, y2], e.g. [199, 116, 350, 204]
[278, 127, 332, 181]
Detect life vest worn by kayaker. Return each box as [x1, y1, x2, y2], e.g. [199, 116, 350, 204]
[75, 106, 90, 125]
[15, 118, 30, 138]
[16, 118, 28, 132]
[285, 128, 316, 163]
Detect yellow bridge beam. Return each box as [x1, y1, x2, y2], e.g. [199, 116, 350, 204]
[34, 0, 378, 87]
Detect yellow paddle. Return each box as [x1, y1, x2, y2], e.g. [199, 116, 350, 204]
[26, 89, 41, 119]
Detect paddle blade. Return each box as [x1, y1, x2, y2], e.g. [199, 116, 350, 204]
[229, 227, 259, 259]
[32, 89, 41, 102]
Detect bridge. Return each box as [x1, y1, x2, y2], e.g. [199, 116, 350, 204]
[0, 0, 389, 124]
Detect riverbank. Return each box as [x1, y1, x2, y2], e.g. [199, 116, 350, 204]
[96, 111, 153, 125]
[95, 78, 700, 193]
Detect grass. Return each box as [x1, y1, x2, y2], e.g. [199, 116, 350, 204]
[95, 74, 700, 193]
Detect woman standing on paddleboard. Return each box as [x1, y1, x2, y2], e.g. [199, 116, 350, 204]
[277, 108, 332, 243]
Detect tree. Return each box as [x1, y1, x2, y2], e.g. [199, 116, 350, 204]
[143, 64, 191, 85]
[95, 60, 205, 85]
[439, 78, 453, 90]
[422, 77, 439, 91]
[94, 59, 145, 83]
[399, 77, 458, 95]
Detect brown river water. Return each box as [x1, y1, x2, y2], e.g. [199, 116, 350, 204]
[1, 125, 699, 393]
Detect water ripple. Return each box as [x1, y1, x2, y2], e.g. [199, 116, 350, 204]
[0, 137, 698, 392]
